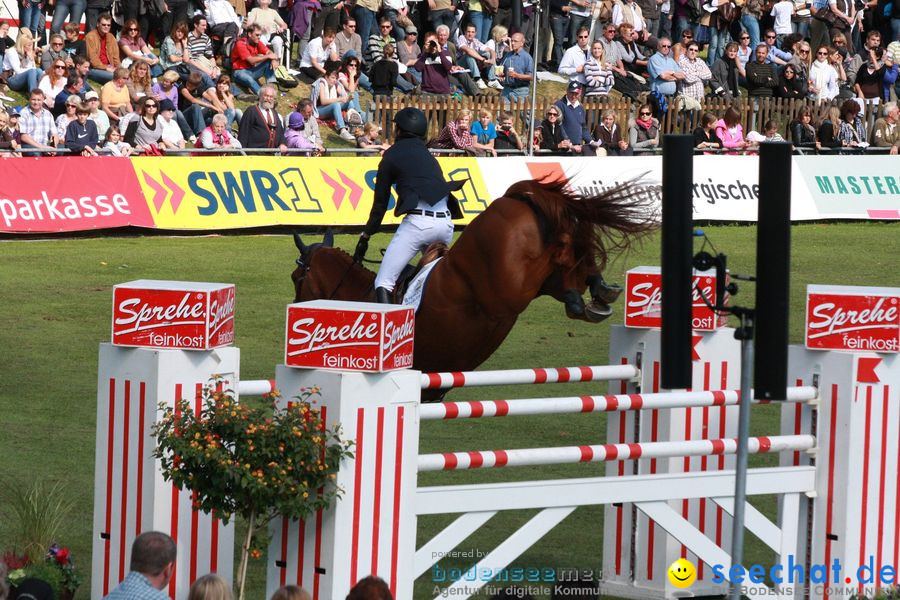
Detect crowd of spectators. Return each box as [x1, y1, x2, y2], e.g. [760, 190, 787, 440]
[1, 0, 899, 156]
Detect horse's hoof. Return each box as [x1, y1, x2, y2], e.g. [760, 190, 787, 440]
[592, 282, 623, 305]
[584, 301, 613, 323]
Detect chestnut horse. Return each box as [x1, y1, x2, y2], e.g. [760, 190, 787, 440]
[291, 178, 656, 383]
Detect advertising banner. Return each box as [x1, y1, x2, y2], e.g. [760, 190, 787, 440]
[0, 157, 150, 233]
[132, 156, 491, 229]
[793, 156, 900, 219]
[805, 284, 900, 353]
[1, 155, 897, 234]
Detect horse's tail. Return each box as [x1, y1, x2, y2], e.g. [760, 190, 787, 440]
[507, 177, 659, 271]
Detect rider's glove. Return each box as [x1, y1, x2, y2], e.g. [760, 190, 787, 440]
[353, 234, 369, 263]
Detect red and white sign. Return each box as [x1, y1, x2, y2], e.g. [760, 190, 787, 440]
[624, 266, 729, 331]
[112, 280, 235, 350]
[285, 300, 414, 372]
[806, 285, 899, 353]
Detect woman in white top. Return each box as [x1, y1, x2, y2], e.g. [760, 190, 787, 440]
[3, 28, 44, 93]
[808, 45, 839, 101]
[313, 63, 360, 142]
[39, 58, 68, 108]
[485, 25, 510, 63]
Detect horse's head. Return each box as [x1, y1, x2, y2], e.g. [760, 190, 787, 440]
[291, 231, 376, 303]
[507, 178, 655, 323]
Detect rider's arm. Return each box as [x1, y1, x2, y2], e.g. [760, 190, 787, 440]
[364, 154, 396, 237]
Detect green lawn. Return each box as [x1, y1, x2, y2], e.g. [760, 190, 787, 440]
[0, 222, 897, 599]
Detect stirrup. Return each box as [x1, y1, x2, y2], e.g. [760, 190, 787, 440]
[375, 287, 391, 304]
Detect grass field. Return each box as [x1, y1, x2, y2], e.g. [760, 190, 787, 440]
[1, 222, 897, 599]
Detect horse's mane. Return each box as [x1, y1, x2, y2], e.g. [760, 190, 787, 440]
[504, 178, 659, 271]
[322, 246, 377, 277]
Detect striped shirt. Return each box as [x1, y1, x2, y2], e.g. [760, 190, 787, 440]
[187, 32, 213, 59]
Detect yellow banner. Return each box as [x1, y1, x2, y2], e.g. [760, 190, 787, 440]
[132, 157, 493, 229]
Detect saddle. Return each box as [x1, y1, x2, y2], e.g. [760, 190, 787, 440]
[390, 242, 449, 303]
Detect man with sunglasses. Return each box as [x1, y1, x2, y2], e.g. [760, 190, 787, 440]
[559, 25, 592, 85]
[85, 13, 120, 83]
[335, 18, 363, 61]
[647, 37, 684, 95]
[762, 29, 791, 65]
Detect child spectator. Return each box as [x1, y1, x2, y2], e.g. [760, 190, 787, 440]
[62, 24, 86, 60]
[470, 108, 497, 156]
[101, 118, 134, 155]
[0, 109, 22, 156]
[65, 102, 99, 156]
[158, 99, 186, 148]
[188, 574, 233, 600]
[356, 122, 389, 153]
[763, 119, 785, 141]
[285, 111, 316, 151]
[270, 585, 312, 600]
[493, 110, 523, 152]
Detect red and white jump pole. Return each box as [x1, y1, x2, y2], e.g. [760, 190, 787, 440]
[420, 386, 817, 420]
[420, 364, 640, 389]
[418, 434, 816, 471]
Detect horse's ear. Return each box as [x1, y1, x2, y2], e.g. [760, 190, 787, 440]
[323, 228, 334, 248]
[293, 233, 307, 253]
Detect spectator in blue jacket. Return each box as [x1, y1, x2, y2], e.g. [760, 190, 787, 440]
[553, 80, 594, 155]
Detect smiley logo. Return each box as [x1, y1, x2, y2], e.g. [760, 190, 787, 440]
[667, 558, 697, 588]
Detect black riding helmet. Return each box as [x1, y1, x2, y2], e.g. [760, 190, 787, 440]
[393, 107, 428, 138]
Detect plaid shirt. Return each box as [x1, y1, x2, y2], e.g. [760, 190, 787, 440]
[104, 572, 169, 600]
[19, 107, 56, 145]
[678, 56, 711, 100]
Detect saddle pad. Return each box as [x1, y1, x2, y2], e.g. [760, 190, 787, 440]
[402, 258, 442, 312]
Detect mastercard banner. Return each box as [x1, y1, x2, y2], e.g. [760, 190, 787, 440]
[132, 156, 492, 230]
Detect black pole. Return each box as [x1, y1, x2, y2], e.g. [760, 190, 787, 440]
[753, 142, 792, 401]
[660, 134, 694, 390]
[511, 0, 522, 31]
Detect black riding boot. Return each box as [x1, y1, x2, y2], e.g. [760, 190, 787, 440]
[375, 287, 391, 304]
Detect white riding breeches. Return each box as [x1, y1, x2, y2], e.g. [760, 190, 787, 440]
[374, 212, 454, 292]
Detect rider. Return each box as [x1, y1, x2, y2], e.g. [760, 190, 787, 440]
[354, 107, 465, 304]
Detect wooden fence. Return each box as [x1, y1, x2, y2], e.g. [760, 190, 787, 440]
[370, 95, 883, 144]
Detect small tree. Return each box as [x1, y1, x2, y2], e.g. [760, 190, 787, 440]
[153, 382, 352, 600]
